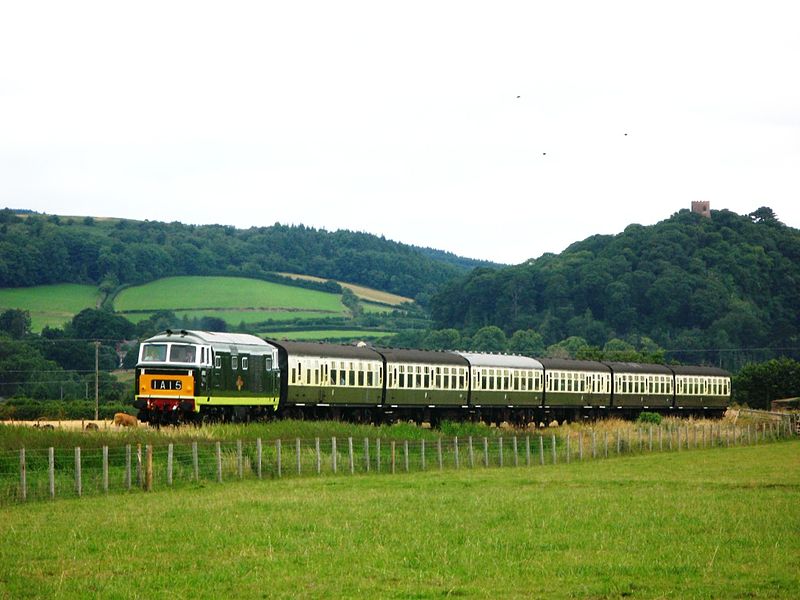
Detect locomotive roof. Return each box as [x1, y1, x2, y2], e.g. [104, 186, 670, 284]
[268, 340, 383, 361]
[537, 358, 611, 372]
[669, 365, 731, 377]
[602, 361, 673, 375]
[377, 348, 470, 367]
[146, 330, 269, 350]
[455, 352, 543, 370]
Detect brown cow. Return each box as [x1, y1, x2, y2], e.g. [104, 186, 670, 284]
[113, 413, 139, 428]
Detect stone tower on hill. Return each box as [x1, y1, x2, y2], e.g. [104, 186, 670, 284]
[691, 201, 711, 218]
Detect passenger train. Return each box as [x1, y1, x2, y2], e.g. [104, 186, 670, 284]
[133, 330, 731, 425]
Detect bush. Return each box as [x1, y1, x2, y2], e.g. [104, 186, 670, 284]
[637, 411, 662, 425]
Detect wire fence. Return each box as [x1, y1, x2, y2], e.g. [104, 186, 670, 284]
[1, 420, 796, 506]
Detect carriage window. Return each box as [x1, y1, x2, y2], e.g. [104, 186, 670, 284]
[358, 371, 364, 386]
[331, 369, 338, 385]
[265, 357, 272, 370]
[241, 357, 249, 371]
[367, 371, 373, 387]
[215, 355, 222, 369]
[349, 371, 355, 386]
[232, 356, 238, 371]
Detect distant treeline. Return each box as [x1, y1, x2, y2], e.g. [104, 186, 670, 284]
[0, 210, 497, 304]
[430, 208, 800, 370]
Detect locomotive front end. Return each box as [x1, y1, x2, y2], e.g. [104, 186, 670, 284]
[134, 332, 211, 424]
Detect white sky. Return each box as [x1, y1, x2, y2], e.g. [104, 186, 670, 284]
[1, 1, 799, 265]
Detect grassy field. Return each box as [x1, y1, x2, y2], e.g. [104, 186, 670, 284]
[0, 284, 99, 331]
[1, 441, 798, 598]
[262, 329, 395, 341]
[125, 309, 341, 325]
[114, 276, 347, 313]
[278, 273, 412, 306]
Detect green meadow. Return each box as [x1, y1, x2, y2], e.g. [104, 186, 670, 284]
[1, 440, 798, 598]
[114, 276, 347, 313]
[0, 284, 99, 331]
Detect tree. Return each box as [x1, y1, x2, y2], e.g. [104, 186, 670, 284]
[471, 326, 507, 353]
[733, 358, 800, 409]
[0, 309, 31, 339]
[508, 330, 545, 356]
[423, 329, 462, 351]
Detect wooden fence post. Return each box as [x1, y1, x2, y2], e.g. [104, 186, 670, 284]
[591, 431, 597, 459]
[256, 438, 262, 479]
[551, 434, 557, 464]
[499, 437, 504, 467]
[579, 433, 584, 461]
[331, 437, 337, 474]
[604, 431, 609, 458]
[316, 438, 321, 474]
[363, 438, 369, 473]
[49, 447, 56, 499]
[103, 445, 109, 492]
[539, 435, 544, 466]
[297, 438, 302, 475]
[437, 438, 443, 470]
[376, 438, 381, 473]
[454, 437, 459, 469]
[136, 444, 142, 488]
[216, 442, 222, 483]
[75, 446, 82, 497]
[404, 441, 409, 472]
[193, 442, 199, 481]
[469, 436, 475, 468]
[19, 448, 26, 502]
[348, 437, 354, 474]
[566, 433, 571, 463]
[275, 439, 281, 478]
[484, 437, 490, 467]
[526, 436, 531, 467]
[167, 444, 173, 486]
[145, 445, 153, 492]
[513, 436, 519, 467]
[421, 439, 426, 471]
[125, 445, 131, 490]
[236, 439, 243, 479]
[391, 441, 396, 474]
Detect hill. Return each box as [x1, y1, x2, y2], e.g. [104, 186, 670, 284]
[430, 207, 800, 369]
[0, 210, 497, 304]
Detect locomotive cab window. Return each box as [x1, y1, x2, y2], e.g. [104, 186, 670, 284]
[169, 344, 196, 363]
[141, 343, 167, 362]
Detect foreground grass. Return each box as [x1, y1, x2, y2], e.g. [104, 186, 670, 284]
[1, 442, 798, 599]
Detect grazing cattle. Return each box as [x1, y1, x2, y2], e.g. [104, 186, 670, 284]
[114, 412, 138, 428]
[85, 422, 99, 431]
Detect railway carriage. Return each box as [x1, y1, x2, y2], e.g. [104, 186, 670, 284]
[381, 348, 469, 422]
[670, 365, 731, 411]
[604, 362, 674, 412]
[270, 340, 384, 419]
[456, 352, 544, 424]
[538, 359, 612, 413]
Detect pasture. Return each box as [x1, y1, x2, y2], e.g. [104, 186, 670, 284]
[0, 284, 99, 331]
[1, 440, 798, 598]
[114, 276, 347, 313]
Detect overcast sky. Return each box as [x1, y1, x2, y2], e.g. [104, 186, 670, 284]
[1, 1, 798, 265]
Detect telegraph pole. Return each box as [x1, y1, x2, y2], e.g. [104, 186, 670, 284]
[94, 341, 101, 420]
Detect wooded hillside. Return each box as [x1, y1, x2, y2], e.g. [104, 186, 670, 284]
[0, 211, 497, 304]
[430, 208, 800, 369]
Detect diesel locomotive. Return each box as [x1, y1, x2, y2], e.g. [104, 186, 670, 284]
[133, 330, 731, 425]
